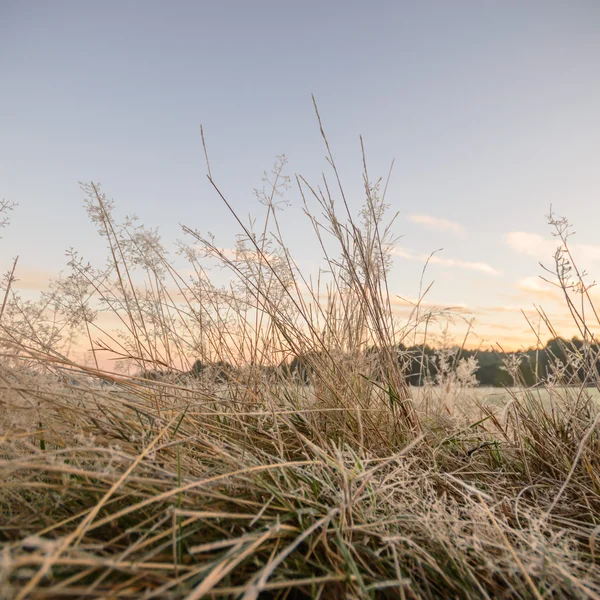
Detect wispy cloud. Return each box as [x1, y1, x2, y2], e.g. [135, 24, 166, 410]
[515, 276, 561, 302]
[505, 232, 556, 258]
[408, 214, 465, 237]
[9, 268, 52, 292]
[506, 231, 600, 264]
[392, 247, 500, 276]
[476, 304, 527, 314]
[390, 295, 469, 310]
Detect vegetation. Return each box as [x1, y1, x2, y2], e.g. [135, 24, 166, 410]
[1, 116, 600, 598]
[279, 337, 600, 388]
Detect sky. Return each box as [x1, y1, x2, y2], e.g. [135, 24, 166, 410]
[1, 0, 600, 351]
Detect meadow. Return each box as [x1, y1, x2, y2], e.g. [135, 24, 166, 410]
[1, 124, 600, 599]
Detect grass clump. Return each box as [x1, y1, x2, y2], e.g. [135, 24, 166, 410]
[1, 114, 600, 599]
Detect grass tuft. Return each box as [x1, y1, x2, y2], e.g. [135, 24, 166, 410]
[1, 121, 599, 598]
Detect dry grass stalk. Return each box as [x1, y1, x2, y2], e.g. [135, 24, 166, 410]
[1, 119, 599, 599]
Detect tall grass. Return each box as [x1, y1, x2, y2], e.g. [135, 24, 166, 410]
[1, 115, 599, 599]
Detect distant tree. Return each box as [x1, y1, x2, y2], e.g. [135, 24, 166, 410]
[288, 352, 318, 385]
[140, 368, 171, 381]
[213, 360, 232, 383]
[188, 359, 204, 377]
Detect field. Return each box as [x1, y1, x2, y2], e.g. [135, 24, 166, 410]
[1, 152, 600, 599]
[414, 385, 600, 411]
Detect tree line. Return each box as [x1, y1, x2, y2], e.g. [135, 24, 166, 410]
[140, 337, 600, 388]
[397, 337, 600, 387]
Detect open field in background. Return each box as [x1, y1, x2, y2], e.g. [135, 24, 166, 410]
[414, 386, 600, 412]
[2, 125, 600, 599]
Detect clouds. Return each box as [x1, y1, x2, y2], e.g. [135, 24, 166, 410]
[517, 276, 553, 294]
[505, 232, 557, 259]
[505, 230, 600, 309]
[506, 231, 600, 265]
[388, 220, 600, 348]
[392, 247, 500, 276]
[7, 268, 52, 292]
[515, 276, 562, 302]
[407, 214, 465, 237]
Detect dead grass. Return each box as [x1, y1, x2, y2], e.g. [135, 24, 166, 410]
[1, 111, 599, 598]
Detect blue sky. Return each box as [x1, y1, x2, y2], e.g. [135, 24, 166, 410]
[2, 1, 600, 348]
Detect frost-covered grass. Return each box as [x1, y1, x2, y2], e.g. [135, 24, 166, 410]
[2, 368, 600, 599]
[1, 117, 600, 598]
